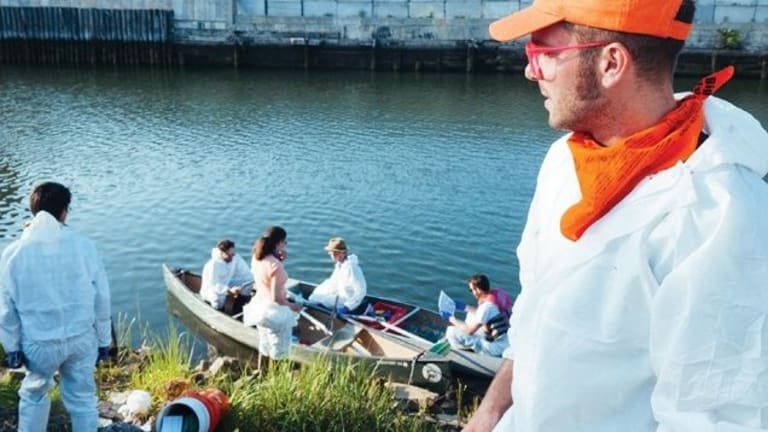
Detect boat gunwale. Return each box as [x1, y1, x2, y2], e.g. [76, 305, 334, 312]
[162, 264, 452, 365]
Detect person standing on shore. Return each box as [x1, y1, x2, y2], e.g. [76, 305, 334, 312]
[464, 0, 768, 431]
[0, 182, 112, 432]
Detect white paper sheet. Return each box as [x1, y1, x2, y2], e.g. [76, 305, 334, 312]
[438, 290, 456, 315]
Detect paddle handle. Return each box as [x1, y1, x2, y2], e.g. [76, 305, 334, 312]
[349, 314, 433, 345]
[300, 309, 332, 335]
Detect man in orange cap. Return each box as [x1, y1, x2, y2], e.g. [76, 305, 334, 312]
[465, 0, 768, 430]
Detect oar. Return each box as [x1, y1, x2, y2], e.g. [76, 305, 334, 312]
[348, 314, 432, 344]
[328, 296, 339, 334]
[303, 298, 450, 356]
[300, 308, 367, 354]
[348, 314, 451, 355]
[300, 308, 332, 336]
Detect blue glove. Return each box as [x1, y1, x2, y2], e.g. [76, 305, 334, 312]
[5, 351, 23, 369]
[440, 311, 452, 321]
[454, 301, 466, 312]
[97, 346, 111, 364]
[336, 305, 351, 315]
[363, 304, 375, 317]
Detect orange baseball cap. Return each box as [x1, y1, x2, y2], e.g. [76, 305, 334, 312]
[489, 0, 694, 42]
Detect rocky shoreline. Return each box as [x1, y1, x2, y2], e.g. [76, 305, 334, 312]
[0, 345, 469, 432]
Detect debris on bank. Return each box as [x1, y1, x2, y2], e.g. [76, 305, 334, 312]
[1, 345, 468, 432]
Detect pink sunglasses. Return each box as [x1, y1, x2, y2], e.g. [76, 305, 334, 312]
[525, 40, 609, 80]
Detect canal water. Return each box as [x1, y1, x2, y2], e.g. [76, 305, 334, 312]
[1, 66, 766, 346]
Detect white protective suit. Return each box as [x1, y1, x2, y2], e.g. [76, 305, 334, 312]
[200, 248, 254, 310]
[243, 298, 298, 359]
[494, 96, 768, 432]
[308, 254, 367, 310]
[244, 256, 297, 359]
[0, 211, 111, 432]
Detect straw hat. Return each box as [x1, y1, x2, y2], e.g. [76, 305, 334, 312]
[324, 237, 347, 252]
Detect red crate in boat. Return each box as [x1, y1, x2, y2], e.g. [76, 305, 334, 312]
[368, 302, 408, 330]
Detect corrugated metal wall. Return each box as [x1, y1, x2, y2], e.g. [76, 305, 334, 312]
[0, 7, 172, 42]
[0, 6, 175, 65]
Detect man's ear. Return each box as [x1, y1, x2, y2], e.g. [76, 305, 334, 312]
[599, 42, 630, 88]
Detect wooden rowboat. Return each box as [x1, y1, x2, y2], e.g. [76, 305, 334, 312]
[287, 281, 504, 379]
[162, 264, 452, 392]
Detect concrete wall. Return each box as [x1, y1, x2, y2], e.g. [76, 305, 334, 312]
[3, 0, 766, 24]
[187, 0, 768, 48]
[0, 0, 171, 8]
[694, 0, 768, 24]
[6, 0, 765, 23]
[2, 0, 768, 48]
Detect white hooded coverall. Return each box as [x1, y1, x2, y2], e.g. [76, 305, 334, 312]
[308, 254, 367, 310]
[494, 96, 768, 432]
[0, 211, 112, 432]
[200, 248, 254, 310]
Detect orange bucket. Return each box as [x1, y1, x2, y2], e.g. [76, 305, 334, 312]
[189, 389, 230, 431]
[156, 388, 230, 432]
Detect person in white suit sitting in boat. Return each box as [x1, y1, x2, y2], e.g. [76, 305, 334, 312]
[308, 237, 367, 315]
[200, 239, 254, 314]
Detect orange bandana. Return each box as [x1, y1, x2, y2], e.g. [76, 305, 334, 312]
[560, 67, 734, 241]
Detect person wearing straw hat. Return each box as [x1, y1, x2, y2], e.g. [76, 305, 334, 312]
[308, 237, 367, 315]
[465, 0, 768, 431]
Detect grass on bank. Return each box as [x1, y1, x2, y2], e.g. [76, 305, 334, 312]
[126, 325, 193, 398]
[219, 359, 441, 432]
[2, 320, 459, 431]
[128, 326, 443, 431]
[0, 370, 18, 409]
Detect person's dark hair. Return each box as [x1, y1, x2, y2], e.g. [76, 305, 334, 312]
[570, 0, 694, 83]
[252, 226, 287, 261]
[217, 239, 235, 252]
[468, 274, 491, 293]
[574, 26, 686, 82]
[29, 182, 71, 220]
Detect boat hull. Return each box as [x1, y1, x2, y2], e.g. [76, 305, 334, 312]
[163, 264, 452, 392]
[288, 279, 504, 378]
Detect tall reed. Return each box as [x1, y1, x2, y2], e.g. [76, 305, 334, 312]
[128, 323, 193, 399]
[218, 357, 440, 432]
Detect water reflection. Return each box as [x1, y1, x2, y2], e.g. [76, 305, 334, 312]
[0, 160, 25, 239]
